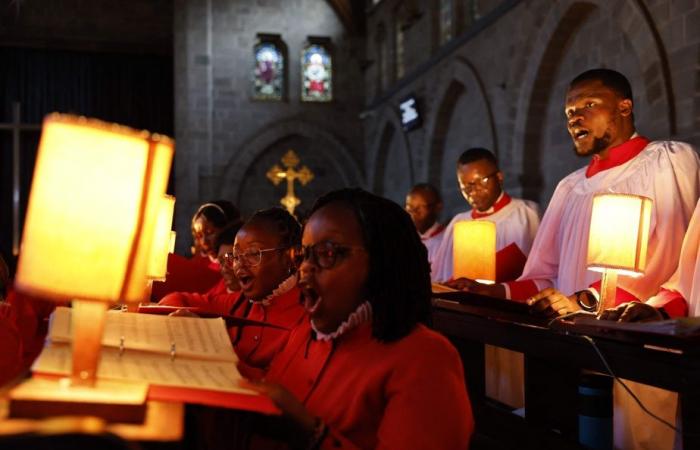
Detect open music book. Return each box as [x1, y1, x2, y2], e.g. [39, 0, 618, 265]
[31, 307, 278, 414]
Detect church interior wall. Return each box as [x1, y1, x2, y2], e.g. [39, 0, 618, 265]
[174, 0, 366, 252]
[364, 0, 700, 224]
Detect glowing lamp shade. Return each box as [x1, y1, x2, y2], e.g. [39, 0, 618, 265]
[586, 193, 652, 314]
[587, 193, 652, 277]
[14, 114, 174, 385]
[147, 195, 176, 282]
[453, 220, 496, 284]
[169, 231, 177, 253]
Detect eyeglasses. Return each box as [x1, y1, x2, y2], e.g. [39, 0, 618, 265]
[221, 246, 289, 267]
[292, 241, 365, 269]
[459, 170, 499, 193]
[405, 203, 435, 214]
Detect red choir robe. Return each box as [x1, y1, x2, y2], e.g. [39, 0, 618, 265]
[431, 193, 540, 283]
[0, 301, 23, 386]
[229, 283, 306, 373]
[158, 278, 238, 314]
[0, 288, 60, 386]
[150, 253, 222, 301]
[252, 319, 473, 450]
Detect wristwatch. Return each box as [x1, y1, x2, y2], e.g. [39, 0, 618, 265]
[575, 290, 598, 312]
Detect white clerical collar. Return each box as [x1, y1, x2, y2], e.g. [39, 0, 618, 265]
[419, 222, 442, 240]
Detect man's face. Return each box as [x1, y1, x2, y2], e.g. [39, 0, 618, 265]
[457, 159, 503, 212]
[565, 79, 632, 157]
[405, 190, 441, 234]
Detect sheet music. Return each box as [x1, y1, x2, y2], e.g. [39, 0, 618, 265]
[49, 307, 236, 361]
[32, 344, 255, 395]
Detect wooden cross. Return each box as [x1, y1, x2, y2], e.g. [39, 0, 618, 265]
[266, 150, 314, 215]
[0, 102, 41, 255]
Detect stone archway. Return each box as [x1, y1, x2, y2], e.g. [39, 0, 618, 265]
[220, 118, 364, 216]
[510, 0, 675, 206]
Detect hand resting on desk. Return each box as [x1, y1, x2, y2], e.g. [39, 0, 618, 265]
[444, 278, 507, 298]
[598, 302, 665, 322]
[527, 288, 580, 317]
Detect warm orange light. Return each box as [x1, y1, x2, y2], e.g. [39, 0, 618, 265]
[453, 220, 496, 284]
[587, 193, 652, 313]
[15, 114, 174, 303]
[169, 231, 177, 254]
[14, 113, 174, 385]
[587, 194, 652, 277]
[147, 195, 176, 282]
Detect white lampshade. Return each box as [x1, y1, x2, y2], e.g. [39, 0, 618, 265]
[453, 220, 496, 284]
[15, 114, 174, 303]
[587, 193, 652, 277]
[169, 231, 177, 254]
[147, 195, 176, 281]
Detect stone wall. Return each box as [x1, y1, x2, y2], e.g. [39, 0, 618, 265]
[174, 0, 366, 252]
[364, 0, 700, 221]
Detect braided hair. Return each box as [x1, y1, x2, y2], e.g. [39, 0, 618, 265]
[244, 207, 302, 249]
[310, 188, 431, 342]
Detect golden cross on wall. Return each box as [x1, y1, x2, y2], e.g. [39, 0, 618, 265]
[266, 150, 314, 215]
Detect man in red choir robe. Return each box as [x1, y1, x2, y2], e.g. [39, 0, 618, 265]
[433, 147, 540, 284]
[405, 183, 446, 270]
[504, 68, 700, 450]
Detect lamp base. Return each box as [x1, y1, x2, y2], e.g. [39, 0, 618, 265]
[8, 377, 148, 424]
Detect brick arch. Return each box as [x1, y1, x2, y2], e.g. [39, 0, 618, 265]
[426, 79, 465, 188]
[220, 118, 364, 203]
[366, 106, 413, 194]
[510, 0, 676, 202]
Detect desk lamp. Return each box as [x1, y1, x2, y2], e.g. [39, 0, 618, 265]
[586, 193, 652, 315]
[137, 194, 176, 307]
[15, 114, 174, 387]
[453, 220, 497, 284]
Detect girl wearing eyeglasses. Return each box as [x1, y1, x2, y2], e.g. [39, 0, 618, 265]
[246, 189, 473, 450]
[228, 207, 306, 373]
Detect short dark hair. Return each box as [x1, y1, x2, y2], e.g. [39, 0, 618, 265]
[244, 207, 302, 249]
[214, 220, 243, 250]
[192, 200, 241, 229]
[409, 183, 442, 204]
[310, 188, 431, 342]
[457, 147, 498, 167]
[570, 68, 633, 101]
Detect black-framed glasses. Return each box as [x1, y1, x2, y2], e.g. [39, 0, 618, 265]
[404, 202, 436, 214]
[459, 170, 499, 193]
[292, 241, 365, 269]
[221, 246, 289, 267]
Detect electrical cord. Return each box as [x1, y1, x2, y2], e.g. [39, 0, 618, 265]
[546, 313, 699, 438]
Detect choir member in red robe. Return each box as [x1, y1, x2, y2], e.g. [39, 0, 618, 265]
[247, 188, 473, 450]
[151, 200, 241, 300]
[158, 222, 241, 313]
[228, 207, 306, 373]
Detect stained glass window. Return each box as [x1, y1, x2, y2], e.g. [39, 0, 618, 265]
[253, 39, 284, 101]
[395, 19, 405, 79]
[440, 0, 454, 44]
[301, 43, 332, 102]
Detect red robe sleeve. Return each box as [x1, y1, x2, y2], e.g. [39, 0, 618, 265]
[151, 253, 222, 301]
[0, 302, 24, 386]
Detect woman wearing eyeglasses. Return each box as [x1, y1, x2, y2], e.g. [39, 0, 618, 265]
[228, 207, 306, 373]
[245, 189, 473, 450]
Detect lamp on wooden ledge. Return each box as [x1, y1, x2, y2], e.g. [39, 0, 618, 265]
[453, 220, 496, 285]
[586, 193, 652, 315]
[14, 113, 174, 389]
[138, 194, 176, 307]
